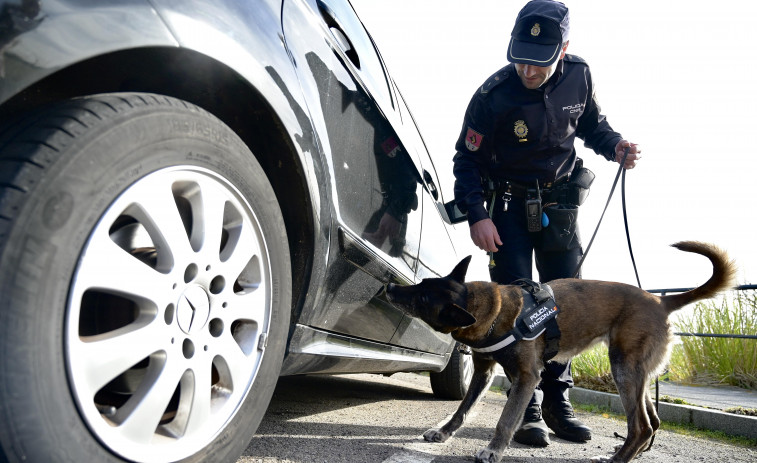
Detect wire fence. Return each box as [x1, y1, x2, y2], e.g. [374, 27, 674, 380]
[648, 284, 757, 340]
[648, 284, 756, 409]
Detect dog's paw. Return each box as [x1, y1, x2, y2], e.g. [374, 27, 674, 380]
[423, 428, 451, 443]
[590, 456, 612, 463]
[475, 447, 502, 463]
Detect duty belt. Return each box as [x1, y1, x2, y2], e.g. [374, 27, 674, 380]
[494, 176, 570, 201]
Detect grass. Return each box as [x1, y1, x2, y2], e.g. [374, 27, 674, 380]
[655, 396, 757, 416]
[669, 291, 757, 389]
[725, 407, 757, 416]
[573, 403, 757, 448]
[571, 290, 756, 410]
[572, 343, 618, 393]
[658, 395, 690, 405]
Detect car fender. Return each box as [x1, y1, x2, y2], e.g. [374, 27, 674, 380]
[1, 0, 332, 338]
[1, 0, 327, 216]
[0, 0, 174, 101]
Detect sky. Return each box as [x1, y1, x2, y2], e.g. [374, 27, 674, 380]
[350, 0, 757, 302]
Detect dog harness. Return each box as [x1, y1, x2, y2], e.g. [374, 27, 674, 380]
[471, 280, 562, 361]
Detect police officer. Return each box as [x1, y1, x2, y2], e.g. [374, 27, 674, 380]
[452, 0, 641, 448]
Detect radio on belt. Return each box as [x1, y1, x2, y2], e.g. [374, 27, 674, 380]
[525, 180, 542, 233]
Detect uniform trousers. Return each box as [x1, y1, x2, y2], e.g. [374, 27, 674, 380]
[488, 194, 582, 408]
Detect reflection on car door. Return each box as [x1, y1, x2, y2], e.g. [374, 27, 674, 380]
[282, 0, 424, 343]
[389, 91, 462, 353]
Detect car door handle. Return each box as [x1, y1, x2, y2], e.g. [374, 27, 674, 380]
[316, 0, 361, 68]
[423, 170, 438, 201]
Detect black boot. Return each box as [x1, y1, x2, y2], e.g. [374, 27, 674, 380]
[542, 398, 592, 442]
[513, 403, 550, 447]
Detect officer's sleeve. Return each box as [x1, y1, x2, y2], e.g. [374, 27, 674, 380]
[576, 69, 623, 161]
[453, 96, 491, 226]
[385, 153, 419, 221]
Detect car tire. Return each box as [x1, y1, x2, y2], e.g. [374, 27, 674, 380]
[0, 93, 291, 463]
[430, 343, 473, 400]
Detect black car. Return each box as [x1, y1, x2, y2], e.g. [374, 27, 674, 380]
[0, 0, 470, 462]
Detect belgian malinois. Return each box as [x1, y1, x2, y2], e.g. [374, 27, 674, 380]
[385, 241, 736, 463]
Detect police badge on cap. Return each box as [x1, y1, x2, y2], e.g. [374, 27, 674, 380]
[507, 0, 570, 66]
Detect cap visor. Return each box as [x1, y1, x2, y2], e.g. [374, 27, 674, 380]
[507, 38, 561, 66]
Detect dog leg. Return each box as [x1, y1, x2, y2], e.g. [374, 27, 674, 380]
[424, 356, 496, 443]
[603, 364, 655, 463]
[475, 365, 541, 463]
[601, 387, 661, 458]
[642, 390, 660, 451]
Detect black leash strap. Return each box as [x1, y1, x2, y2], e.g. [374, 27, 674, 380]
[619, 153, 653, 415]
[622, 164, 642, 288]
[572, 147, 656, 442]
[571, 147, 631, 279]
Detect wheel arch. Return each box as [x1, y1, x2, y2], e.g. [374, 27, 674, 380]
[0, 46, 319, 332]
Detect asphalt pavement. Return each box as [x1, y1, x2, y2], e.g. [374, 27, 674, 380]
[492, 367, 757, 440]
[241, 372, 757, 463]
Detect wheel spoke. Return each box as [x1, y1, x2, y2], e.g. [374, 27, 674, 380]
[219, 221, 263, 280]
[72, 322, 166, 393]
[195, 180, 228, 260]
[224, 290, 267, 326]
[130, 182, 195, 265]
[77, 227, 170, 300]
[118, 355, 185, 443]
[216, 333, 256, 383]
[183, 362, 213, 436]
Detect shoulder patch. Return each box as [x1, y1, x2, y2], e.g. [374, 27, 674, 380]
[480, 66, 511, 96]
[465, 127, 484, 151]
[380, 136, 401, 158]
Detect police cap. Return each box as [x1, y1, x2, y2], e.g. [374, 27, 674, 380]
[507, 0, 570, 67]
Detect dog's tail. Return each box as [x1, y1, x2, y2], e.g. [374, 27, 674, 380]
[661, 241, 738, 313]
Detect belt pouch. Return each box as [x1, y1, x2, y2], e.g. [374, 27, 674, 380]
[539, 204, 581, 252]
[567, 165, 595, 206]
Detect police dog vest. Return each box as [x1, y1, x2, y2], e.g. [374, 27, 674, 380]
[471, 280, 561, 361]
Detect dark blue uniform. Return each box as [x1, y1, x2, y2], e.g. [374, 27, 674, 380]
[452, 54, 622, 405]
[454, 54, 621, 226]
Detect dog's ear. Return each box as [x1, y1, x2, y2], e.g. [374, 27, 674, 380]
[440, 303, 477, 328]
[449, 255, 472, 283]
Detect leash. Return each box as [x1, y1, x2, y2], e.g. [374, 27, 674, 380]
[487, 191, 497, 268]
[574, 147, 657, 444]
[571, 147, 640, 284]
[617, 150, 654, 412]
[621, 158, 642, 288]
[620, 156, 660, 447]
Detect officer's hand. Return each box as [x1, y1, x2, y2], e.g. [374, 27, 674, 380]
[362, 213, 401, 248]
[614, 140, 641, 169]
[470, 218, 502, 253]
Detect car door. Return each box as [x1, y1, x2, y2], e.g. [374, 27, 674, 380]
[388, 88, 462, 352]
[282, 0, 425, 343]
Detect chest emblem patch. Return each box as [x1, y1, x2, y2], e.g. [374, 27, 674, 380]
[514, 120, 528, 142]
[465, 127, 483, 152]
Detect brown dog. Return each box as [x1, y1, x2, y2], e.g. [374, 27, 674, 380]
[385, 241, 736, 463]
